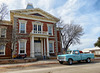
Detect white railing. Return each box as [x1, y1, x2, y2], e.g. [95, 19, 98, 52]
[31, 30, 48, 35]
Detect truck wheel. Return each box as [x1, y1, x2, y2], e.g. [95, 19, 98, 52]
[86, 58, 91, 63]
[68, 59, 73, 65]
[59, 61, 63, 64]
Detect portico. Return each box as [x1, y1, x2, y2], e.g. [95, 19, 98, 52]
[30, 34, 49, 58]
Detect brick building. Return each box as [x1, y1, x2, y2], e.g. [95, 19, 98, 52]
[0, 20, 12, 59]
[0, 4, 62, 59]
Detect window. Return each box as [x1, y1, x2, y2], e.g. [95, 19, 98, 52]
[33, 24, 42, 33]
[0, 28, 6, 38]
[38, 25, 41, 31]
[0, 45, 5, 55]
[19, 41, 26, 54]
[48, 25, 53, 35]
[49, 41, 54, 53]
[20, 23, 26, 33]
[19, 20, 27, 33]
[34, 25, 37, 31]
[38, 25, 41, 33]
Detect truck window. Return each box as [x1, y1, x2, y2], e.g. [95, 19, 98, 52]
[73, 51, 79, 54]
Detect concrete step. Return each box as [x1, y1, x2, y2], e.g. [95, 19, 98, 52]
[35, 56, 49, 60]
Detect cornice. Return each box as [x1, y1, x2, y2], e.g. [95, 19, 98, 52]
[10, 8, 59, 22]
[12, 12, 57, 23]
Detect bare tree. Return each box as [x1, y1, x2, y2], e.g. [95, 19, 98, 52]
[61, 23, 83, 51]
[0, 3, 8, 20]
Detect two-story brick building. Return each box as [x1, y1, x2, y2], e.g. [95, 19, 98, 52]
[0, 4, 62, 59]
[0, 20, 12, 59]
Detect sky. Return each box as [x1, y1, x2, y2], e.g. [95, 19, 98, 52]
[0, 0, 100, 50]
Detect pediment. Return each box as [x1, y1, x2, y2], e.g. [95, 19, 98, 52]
[30, 13, 45, 17]
[11, 8, 59, 22]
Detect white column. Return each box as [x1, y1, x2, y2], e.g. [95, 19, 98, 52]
[44, 38, 46, 56]
[47, 37, 49, 56]
[30, 36, 35, 58]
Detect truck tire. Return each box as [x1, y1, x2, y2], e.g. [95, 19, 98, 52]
[59, 61, 63, 64]
[68, 59, 73, 65]
[86, 58, 91, 63]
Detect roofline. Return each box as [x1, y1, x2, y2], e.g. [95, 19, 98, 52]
[0, 20, 12, 25]
[10, 8, 60, 22]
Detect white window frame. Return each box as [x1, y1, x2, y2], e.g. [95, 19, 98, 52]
[49, 41, 54, 53]
[32, 21, 43, 33]
[18, 39, 27, 55]
[0, 44, 5, 55]
[0, 27, 7, 38]
[19, 20, 27, 34]
[47, 24, 53, 36]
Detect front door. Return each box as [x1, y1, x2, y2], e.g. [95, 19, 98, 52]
[73, 51, 81, 61]
[34, 40, 41, 56]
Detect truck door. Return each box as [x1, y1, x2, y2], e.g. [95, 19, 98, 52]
[73, 50, 81, 61]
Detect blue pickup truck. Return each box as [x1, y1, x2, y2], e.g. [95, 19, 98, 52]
[57, 50, 94, 65]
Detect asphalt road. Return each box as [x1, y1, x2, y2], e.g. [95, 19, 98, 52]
[1, 61, 100, 73]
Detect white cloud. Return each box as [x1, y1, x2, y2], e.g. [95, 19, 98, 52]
[70, 38, 96, 50]
[36, 0, 55, 10]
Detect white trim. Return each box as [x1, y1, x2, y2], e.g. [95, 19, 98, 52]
[18, 39, 27, 55]
[0, 44, 6, 55]
[49, 40, 54, 53]
[19, 20, 27, 34]
[14, 15, 57, 23]
[47, 24, 53, 36]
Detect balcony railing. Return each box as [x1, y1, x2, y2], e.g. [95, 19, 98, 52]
[31, 30, 48, 35]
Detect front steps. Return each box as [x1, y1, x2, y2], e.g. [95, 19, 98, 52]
[35, 56, 57, 60]
[35, 56, 49, 60]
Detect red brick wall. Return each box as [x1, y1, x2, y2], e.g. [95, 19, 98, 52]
[0, 42, 12, 59]
[0, 24, 12, 59]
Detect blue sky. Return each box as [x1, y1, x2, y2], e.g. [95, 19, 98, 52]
[0, 0, 100, 50]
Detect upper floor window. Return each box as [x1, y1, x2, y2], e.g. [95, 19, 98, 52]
[0, 28, 6, 38]
[38, 25, 41, 33]
[34, 25, 37, 31]
[38, 25, 41, 31]
[48, 25, 53, 35]
[19, 20, 27, 34]
[20, 23, 26, 33]
[33, 24, 42, 33]
[0, 45, 5, 55]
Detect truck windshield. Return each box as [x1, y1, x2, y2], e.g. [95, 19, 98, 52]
[66, 51, 72, 54]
